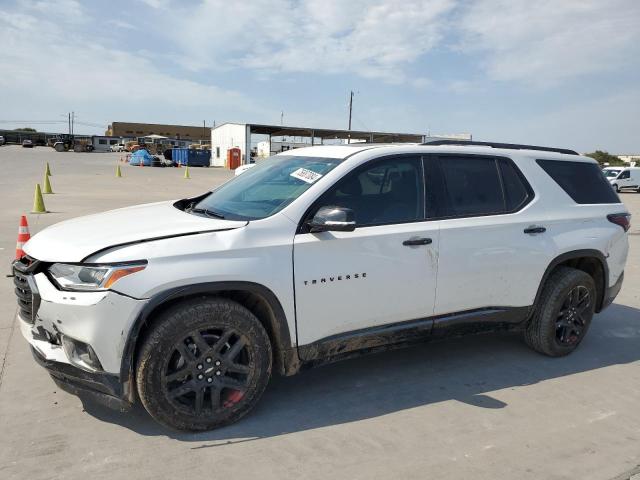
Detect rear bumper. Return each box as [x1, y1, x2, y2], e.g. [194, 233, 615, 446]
[31, 347, 132, 411]
[602, 271, 624, 310]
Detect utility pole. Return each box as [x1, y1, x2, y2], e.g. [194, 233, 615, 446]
[71, 111, 74, 137]
[202, 120, 205, 143]
[68, 112, 71, 136]
[347, 91, 354, 144]
[280, 111, 284, 126]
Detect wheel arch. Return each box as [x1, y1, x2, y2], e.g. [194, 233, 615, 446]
[533, 249, 609, 316]
[120, 282, 300, 400]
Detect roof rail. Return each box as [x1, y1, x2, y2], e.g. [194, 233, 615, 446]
[421, 139, 579, 156]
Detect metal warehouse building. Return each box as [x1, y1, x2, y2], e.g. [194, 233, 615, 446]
[107, 122, 210, 141]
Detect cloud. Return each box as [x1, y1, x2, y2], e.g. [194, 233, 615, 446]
[0, 4, 261, 130]
[166, 0, 455, 83]
[456, 0, 640, 85]
[109, 19, 135, 30]
[137, 0, 171, 9]
[157, 0, 640, 87]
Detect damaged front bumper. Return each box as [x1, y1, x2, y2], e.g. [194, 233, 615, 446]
[14, 259, 148, 410]
[30, 345, 132, 411]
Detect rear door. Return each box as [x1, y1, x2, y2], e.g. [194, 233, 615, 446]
[429, 154, 551, 317]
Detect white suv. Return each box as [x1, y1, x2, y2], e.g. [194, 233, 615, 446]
[13, 141, 630, 431]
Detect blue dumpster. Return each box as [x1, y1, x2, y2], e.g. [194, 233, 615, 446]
[172, 148, 211, 167]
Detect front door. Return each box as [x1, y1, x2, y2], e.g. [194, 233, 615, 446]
[293, 155, 439, 355]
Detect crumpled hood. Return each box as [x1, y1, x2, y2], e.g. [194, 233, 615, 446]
[24, 200, 247, 262]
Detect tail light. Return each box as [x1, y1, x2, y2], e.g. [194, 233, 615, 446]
[607, 213, 631, 232]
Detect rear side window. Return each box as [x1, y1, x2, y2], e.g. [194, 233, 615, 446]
[439, 156, 503, 216]
[435, 156, 531, 217]
[536, 159, 620, 204]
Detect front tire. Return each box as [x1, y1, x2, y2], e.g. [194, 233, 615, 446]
[613, 184, 620, 193]
[524, 267, 596, 357]
[136, 297, 272, 431]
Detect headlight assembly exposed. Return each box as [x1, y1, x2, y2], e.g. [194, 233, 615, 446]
[48, 262, 146, 291]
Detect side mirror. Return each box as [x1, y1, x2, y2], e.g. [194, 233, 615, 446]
[307, 206, 356, 233]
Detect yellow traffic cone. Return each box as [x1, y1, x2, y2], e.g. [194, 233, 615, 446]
[184, 165, 190, 179]
[116, 164, 122, 178]
[45, 162, 52, 176]
[32, 184, 47, 213]
[42, 173, 53, 194]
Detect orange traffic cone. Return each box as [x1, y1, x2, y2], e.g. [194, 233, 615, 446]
[15, 215, 31, 259]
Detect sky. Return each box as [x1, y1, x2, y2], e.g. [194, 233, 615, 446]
[0, 0, 639, 153]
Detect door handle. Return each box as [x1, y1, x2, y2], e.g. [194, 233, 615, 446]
[403, 237, 432, 246]
[524, 226, 546, 234]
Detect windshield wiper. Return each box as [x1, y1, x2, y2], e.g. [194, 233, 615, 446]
[189, 207, 226, 219]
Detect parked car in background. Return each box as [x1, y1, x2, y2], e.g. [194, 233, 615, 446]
[22, 139, 33, 148]
[603, 166, 640, 193]
[110, 143, 126, 152]
[0, 135, 5, 145]
[14, 141, 629, 431]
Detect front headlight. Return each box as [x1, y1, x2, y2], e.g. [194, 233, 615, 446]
[48, 262, 147, 291]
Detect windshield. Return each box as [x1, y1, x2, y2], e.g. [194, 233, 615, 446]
[192, 155, 341, 220]
[603, 169, 621, 178]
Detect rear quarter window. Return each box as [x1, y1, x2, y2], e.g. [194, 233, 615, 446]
[536, 159, 620, 204]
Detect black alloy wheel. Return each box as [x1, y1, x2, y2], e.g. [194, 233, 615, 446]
[555, 285, 590, 346]
[136, 298, 272, 431]
[163, 327, 252, 416]
[524, 266, 596, 357]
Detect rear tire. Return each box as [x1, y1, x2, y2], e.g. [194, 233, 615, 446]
[524, 267, 596, 357]
[136, 297, 272, 431]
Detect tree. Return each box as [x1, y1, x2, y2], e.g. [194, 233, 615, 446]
[13, 127, 37, 132]
[584, 150, 625, 166]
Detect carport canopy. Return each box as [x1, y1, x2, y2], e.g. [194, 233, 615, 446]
[247, 123, 424, 144]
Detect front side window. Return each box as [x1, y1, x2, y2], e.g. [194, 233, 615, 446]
[193, 155, 340, 220]
[316, 156, 424, 226]
[619, 170, 630, 179]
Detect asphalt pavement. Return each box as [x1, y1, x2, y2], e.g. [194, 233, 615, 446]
[0, 145, 639, 480]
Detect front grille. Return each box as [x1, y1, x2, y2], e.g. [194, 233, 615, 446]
[13, 256, 40, 324]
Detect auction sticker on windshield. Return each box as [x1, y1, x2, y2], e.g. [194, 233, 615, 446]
[290, 168, 323, 184]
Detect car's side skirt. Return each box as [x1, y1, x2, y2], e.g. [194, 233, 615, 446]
[297, 306, 531, 367]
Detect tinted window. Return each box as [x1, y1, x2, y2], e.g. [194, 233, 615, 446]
[619, 170, 630, 179]
[318, 157, 423, 226]
[536, 160, 620, 204]
[499, 158, 532, 211]
[439, 156, 504, 216]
